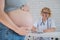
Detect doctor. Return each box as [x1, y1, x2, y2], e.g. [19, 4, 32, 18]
[32, 7, 56, 40]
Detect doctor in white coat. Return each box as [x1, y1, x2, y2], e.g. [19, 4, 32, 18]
[32, 7, 56, 40]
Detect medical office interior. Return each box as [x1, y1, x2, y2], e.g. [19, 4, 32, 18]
[0, 0, 60, 40]
[25, 0, 60, 40]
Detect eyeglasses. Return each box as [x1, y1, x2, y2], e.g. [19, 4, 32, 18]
[42, 12, 49, 14]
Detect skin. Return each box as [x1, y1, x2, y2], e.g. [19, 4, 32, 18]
[8, 9, 33, 28]
[32, 9, 56, 33]
[0, 0, 33, 36]
[32, 26, 37, 32]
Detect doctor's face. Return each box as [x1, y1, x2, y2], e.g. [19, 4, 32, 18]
[41, 9, 50, 19]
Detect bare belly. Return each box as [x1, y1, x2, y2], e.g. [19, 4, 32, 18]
[7, 9, 33, 27]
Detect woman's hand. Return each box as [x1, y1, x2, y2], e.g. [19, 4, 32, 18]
[19, 27, 31, 36]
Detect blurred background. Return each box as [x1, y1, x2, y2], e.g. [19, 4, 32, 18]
[26, 0, 60, 32]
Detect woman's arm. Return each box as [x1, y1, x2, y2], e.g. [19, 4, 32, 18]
[0, 0, 28, 35]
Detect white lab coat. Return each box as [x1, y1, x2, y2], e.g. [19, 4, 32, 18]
[34, 17, 56, 40]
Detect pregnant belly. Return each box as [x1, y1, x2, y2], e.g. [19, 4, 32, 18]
[7, 9, 33, 27]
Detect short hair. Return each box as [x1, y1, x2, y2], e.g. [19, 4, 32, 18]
[41, 7, 51, 17]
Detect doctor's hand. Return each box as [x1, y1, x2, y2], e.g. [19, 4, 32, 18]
[31, 26, 37, 32]
[43, 28, 56, 33]
[43, 29, 51, 33]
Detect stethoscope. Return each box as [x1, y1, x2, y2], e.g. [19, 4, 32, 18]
[39, 18, 51, 29]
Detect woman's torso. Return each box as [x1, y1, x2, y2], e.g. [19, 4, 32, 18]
[0, 0, 33, 40]
[7, 9, 33, 27]
[5, 0, 33, 27]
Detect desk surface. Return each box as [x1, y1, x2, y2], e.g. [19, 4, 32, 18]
[27, 32, 60, 38]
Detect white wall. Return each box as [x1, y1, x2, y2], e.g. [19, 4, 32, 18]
[27, 0, 60, 31]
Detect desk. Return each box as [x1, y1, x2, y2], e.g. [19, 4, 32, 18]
[27, 32, 60, 38]
[25, 32, 60, 40]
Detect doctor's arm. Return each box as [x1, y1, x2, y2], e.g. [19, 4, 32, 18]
[31, 26, 37, 32]
[43, 20, 56, 33]
[43, 28, 56, 32]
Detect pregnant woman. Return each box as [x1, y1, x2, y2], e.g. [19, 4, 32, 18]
[0, 0, 33, 40]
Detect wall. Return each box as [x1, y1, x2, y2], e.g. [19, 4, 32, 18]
[27, 0, 60, 31]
